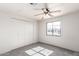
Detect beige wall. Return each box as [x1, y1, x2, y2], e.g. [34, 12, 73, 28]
[38, 11, 79, 52]
[0, 13, 38, 54]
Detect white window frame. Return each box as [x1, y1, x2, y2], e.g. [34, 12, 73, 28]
[46, 21, 61, 37]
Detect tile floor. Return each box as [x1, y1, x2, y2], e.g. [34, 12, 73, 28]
[0, 42, 79, 56]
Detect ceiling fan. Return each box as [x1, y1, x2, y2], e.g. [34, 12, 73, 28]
[33, 3, 61, 20]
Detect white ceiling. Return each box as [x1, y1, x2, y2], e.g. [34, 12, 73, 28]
[0, 3, 79, 20]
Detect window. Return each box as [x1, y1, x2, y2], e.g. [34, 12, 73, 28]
[47, 21, 61, 36]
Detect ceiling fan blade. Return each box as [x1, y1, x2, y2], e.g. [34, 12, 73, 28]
[40, 15, 44, 20]
[49, 10, 61, 13]
[48, 13, 54, 17]
[34, 13, 44, 16]
[41, 16, 44, 20]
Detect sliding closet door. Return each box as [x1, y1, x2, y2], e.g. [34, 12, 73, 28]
[0, 16, 34, 54]
[17, 21, 34, 46]
[11, 19, 34, 47]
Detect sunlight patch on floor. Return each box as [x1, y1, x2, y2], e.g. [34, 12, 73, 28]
[25, 46, 54, 56]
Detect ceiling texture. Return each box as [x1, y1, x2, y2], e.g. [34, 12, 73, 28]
[0, 3, 79, 20]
